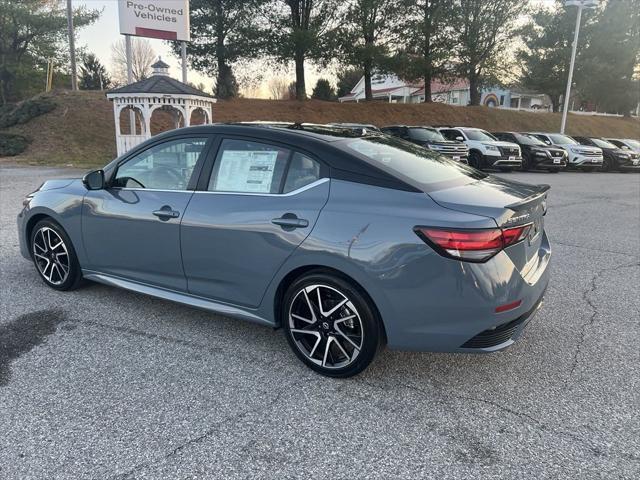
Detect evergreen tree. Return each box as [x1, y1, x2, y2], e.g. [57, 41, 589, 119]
[78, 53, 111, 90]
[264, 1, 341, 100]
[339, 0, 397, 101]
[311, 78, 335, 100]
[335, 67, 363, 98]
[0, 0, 99, 104]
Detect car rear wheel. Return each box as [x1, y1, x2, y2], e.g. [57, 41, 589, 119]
[30, 219, 83, 291]
[282, 272, 383, 377]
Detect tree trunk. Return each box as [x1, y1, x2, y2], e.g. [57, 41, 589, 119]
[550, 94, 560, 113]
[363, 60, 373, 101]
[469, 72, 481, 106]
[423, 70, 432, 103]
[294, 51, 306, 101]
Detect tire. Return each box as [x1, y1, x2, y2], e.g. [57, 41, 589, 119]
[282, 271, 384, 378]
[547, 168, 561, 173]
[469, 151, 483, 170]
[520, 156, 530, 172]
[30, 219, 83, 291]
[601, 157, 612, 172]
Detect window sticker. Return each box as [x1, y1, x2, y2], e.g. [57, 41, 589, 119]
[213, 150, 278, 193]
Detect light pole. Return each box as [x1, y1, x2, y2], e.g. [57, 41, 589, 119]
[66, 0, 78, 91]
[560, 0, 598, 133]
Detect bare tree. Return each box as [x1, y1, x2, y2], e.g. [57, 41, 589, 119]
[267, 76, 290, 99]
[111, 38, 156, 84]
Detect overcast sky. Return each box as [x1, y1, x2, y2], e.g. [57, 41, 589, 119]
[75, 0, 559, 98]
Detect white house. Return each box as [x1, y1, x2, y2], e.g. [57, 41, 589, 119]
[339, 74, 551, 110]
[338, 74, 422, 103]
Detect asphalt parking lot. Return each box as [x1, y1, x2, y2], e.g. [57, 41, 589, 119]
[1, 164, 639, 479]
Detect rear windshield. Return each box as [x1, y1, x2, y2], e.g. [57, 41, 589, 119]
[342, 136, 487, 192]
[408, 128, 446, 142]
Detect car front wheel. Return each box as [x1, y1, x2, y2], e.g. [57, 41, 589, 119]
[282, 272, 383, 377]
[30, 219, 83, 291]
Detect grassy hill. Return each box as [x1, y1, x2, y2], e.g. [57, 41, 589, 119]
[2, 90, 638, 168]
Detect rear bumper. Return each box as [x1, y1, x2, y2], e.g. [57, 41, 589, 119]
[384, 231, 551, 352]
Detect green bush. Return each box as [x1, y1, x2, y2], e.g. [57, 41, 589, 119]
[0, 98, 56, 129]
[0, 133, 30, 156]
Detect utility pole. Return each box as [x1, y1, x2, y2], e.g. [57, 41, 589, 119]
[181, 41, 188, 83]
[560, 0, 598, 134]
[66, 0, 78, 91]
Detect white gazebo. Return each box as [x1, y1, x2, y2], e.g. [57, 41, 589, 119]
[106, 59, 216, 156]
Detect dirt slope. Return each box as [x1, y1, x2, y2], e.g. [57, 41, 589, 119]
[3, 90, 638, 168]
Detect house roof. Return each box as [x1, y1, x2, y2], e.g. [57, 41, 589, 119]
[107, 75, 215, 98]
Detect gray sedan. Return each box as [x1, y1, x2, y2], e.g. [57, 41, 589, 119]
[17, 123, 551, 377]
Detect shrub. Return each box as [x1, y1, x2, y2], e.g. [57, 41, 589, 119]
[0, 133, 30, 156]
[0, 98, 56, 129]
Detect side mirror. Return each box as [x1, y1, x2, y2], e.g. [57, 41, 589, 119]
[544, 140, 551, 145]
[456, 136, 464, 142]
[82, 169, 105, 190]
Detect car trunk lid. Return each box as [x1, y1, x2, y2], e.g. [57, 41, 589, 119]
[427, 176, 549, 271]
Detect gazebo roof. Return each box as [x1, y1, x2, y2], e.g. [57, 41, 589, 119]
[151, 58, 170, 69]
[107, 75, 214, 98]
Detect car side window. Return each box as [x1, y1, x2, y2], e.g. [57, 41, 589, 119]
[441, 129, 460, 141]
[208, 139, 289, 194]
[283, 153, 321, 193]
[113, 138, 207, 190]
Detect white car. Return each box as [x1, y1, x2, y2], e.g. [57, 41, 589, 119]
[605, 138, 640, 155]
[438, 127, 522, 170]
[529, 132, 603, 170]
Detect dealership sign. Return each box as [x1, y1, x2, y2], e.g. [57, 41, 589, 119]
[118, 0, 190, 41]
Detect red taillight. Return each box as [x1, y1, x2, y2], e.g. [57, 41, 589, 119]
[415, 224, 532, 262]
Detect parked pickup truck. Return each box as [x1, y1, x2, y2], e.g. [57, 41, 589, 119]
[380, 125, 469, 163]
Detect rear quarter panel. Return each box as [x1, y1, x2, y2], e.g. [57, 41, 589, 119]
[257, 180, 501, 348]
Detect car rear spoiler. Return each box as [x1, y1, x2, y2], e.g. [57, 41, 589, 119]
[505, 184, 550, 212]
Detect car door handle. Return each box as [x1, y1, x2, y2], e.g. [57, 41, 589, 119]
[152, 206, 180, 220]
[272, 214, 309, 230]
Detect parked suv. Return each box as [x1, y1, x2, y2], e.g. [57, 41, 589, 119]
[437, 127, 521, 171]
[572, 136, 640, 171]
[381, 125, 469, 163]
[528, 132, 603, 170]
[493, 132, 567, 172]
[604, 138, 640, 155]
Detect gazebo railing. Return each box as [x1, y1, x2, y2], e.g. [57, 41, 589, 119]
[117, 134, 148, 157]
